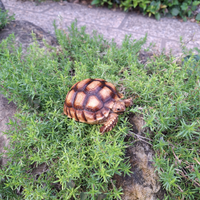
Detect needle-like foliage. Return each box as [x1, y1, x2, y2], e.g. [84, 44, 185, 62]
[0, 22, 199, 199]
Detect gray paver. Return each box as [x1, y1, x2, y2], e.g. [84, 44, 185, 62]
[2, 0, 54, 12]
[45, 5, 126, 28]
[165, 41, 182, 54]
[2, 0, 200, 55]
[7, 8, 73, 34]
[121, 13, 199, 41]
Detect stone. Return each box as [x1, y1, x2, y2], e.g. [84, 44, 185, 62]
[0, 0, 5, 11]
[113, 113, 166, 200]
[0, 95, 16, 166]
[0, 20, 57, 52]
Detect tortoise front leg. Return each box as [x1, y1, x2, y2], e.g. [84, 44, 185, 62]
[100, 113, 118, 134]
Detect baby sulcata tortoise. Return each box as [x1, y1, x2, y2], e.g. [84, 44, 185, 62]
[64, 78, 133, 133]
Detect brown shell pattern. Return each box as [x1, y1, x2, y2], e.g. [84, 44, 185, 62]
[64, 78, 122, 124]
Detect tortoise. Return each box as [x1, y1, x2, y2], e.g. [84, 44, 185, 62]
[63, 78, 133, 133]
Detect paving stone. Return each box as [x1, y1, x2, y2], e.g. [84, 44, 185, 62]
[2, 0, 200, 54]
[181, 32, 200, 50]
[6, 8, 73, 34]
[165, 41, 182, 55]
[77, 22, 127, 43]
[143, 36, 162, 52]
[121, 13, 200, 42]
[2, 0, 54, 12]
[165, 37, 200, 56]
[45, 4, 126, 28]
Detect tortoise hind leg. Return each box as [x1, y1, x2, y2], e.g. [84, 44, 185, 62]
[100, 113, 118, 134]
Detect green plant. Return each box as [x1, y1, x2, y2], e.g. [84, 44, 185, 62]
[91, 0, 113, 8]
[91, 0, 200, 21]
[0, 22, 140, 199]
[0, 21, 199, 199]
[120, 0, 151, 12]
[161, 0, 200, 21]
[0, 8, 14, 30]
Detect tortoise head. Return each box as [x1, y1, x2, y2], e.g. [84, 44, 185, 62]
[112, 100, 126, 114]
[112, 98, 133, 114]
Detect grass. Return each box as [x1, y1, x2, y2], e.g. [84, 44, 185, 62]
[0, 21, 200, 199]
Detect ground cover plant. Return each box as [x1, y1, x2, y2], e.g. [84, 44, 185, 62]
[0, 8, 14, 30]
[0, 22, 200, 199]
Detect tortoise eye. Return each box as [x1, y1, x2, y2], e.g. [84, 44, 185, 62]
[117, 108, 121, 111]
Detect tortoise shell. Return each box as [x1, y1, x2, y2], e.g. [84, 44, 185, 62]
[64, 78, 133, 133]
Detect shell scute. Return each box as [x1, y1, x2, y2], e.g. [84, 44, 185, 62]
[85, 95, 103, 112]
[68, 107, 77, 120]
[74, 92, 86, 110]
[104, 100, 114, 110]
[86, 80, 104, 94]
[84, 110, 96, 124]
[94, 78, 105, 82]
[64, 102, 68, 115]
[76, 110, 87, 123]
[105, 82, 116, 92]
[95, 110, 105, 122]
[105, 82, 121, 99]
[98, 86, 114, 102]
[66, 107, 70, 117]
[76, 78, 92, 91]
[66, 90, 76, 107]
[100, 107, 110, 118]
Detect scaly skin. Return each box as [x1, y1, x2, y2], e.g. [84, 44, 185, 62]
[100, 113, 118, 133]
